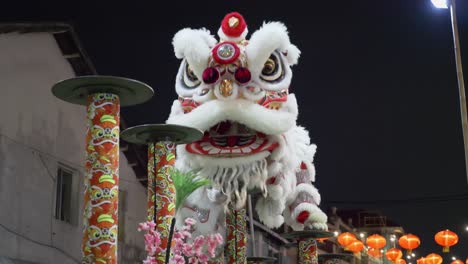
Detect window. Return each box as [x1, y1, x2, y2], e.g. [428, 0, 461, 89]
[55, 165, 74, 223]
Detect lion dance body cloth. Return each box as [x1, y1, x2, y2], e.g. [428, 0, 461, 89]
[168, 12, 328, 240]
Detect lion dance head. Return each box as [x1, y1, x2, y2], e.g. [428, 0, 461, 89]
[168, 12, 327, 236]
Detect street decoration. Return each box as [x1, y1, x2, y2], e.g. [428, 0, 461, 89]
[337, 232, 357, 247]
[434, 229, 459, 252]
[398, 234, 421, 254]
[366, 234, 386, 249]
[395, 259, 407, 264]
[385, 248, 403, 262]
[367, 248, 383, 258]
[452, 260, 464, 264]
[425, 254, 443, 264]
[417, 257, 426, 264]
[346, 240, 364, 254]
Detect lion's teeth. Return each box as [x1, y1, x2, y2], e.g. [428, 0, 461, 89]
[241, 147, 252, 153]
[209, 148, 221, 154]
[250, 142, 260, 149]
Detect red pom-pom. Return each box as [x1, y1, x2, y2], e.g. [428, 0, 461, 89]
[234, 67, 251, 84]
[202, 67, 219, 84]
[266, 177, 277, 185]
[296, 210, 310, 224]
[221, 12, 247, 38]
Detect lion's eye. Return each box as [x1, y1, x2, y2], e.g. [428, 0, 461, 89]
[262, 58, 276, 75]
[183, 62, 201, 88]
[260, 53, 284, 82]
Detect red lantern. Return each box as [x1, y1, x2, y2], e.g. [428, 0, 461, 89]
[398, 234, 421, 254]
[338, 232, 357, 247]
[425, 254, 443, 264]
[368, 248, 383, 258]
[396, 259, 407, 264]
[346, 240, 364, 254]
[434, 229, 458, 252]
[452, 260, 464, 264]
[417, 257, 426, 264]
[386, 248, 403, 262]
[366, 234, 386, 249]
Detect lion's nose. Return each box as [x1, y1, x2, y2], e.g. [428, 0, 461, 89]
[219, 79, 234, 98]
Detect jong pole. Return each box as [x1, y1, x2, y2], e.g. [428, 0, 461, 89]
[52, 76, 154, 264]
[226, 203, 248, 264]
[283, 230, 333, 264]
[121, 124, 202, 263]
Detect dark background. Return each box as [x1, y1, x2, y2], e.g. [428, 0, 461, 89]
[2, 0, 467, 260]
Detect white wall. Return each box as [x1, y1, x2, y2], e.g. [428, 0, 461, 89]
[0, 32, 147, 263]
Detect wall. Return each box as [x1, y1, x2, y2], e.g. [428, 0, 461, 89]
[0, 32, 146, 263]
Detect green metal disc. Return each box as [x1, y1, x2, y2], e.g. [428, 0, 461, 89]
[247, 256, 277, 263]
[121, 124, 203, 145]
[282, 230, 334, 240]
[51, 75, 154, 106]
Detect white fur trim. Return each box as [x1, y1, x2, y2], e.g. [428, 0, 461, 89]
[167, 95, 298, 135]
[172, 28, 217, 79]
[290, 183, 321, 205]
[266, 183, 283, 199]
[267, 161, 282, 176]
[217, 27, 248, 43]
[246, 22, 295, 75]
[255, 197, 285, 228]
[285, 44, 301, 65]
[290, 203, 328, 228]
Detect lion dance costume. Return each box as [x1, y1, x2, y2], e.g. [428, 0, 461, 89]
[167, 12, 328, 241]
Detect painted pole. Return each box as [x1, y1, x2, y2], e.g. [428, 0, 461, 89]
[83, 93, 120, 263]
[298, 238, 319, 264]
[120, 124, 203, 263]
[318, 253, 355, 264]
[147, 143, 156, 221]
[226, 203, 248, 264]
[283, 230, 333, 264]
[153, 140, 176, 263]
[52, 76, 154, 264]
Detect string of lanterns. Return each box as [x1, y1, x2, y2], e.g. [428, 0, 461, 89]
[335, 229, 463, 263]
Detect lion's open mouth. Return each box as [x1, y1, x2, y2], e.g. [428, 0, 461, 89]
[186, 121, 278, 156]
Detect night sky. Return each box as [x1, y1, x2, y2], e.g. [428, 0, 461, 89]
[3, 0, 468, 260]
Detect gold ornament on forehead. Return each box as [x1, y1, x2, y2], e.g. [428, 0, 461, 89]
[228, 17, 239, 28]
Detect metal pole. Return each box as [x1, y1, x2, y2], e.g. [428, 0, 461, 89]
[247, 195, 256, 257]
[449, 0, 468, 183]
